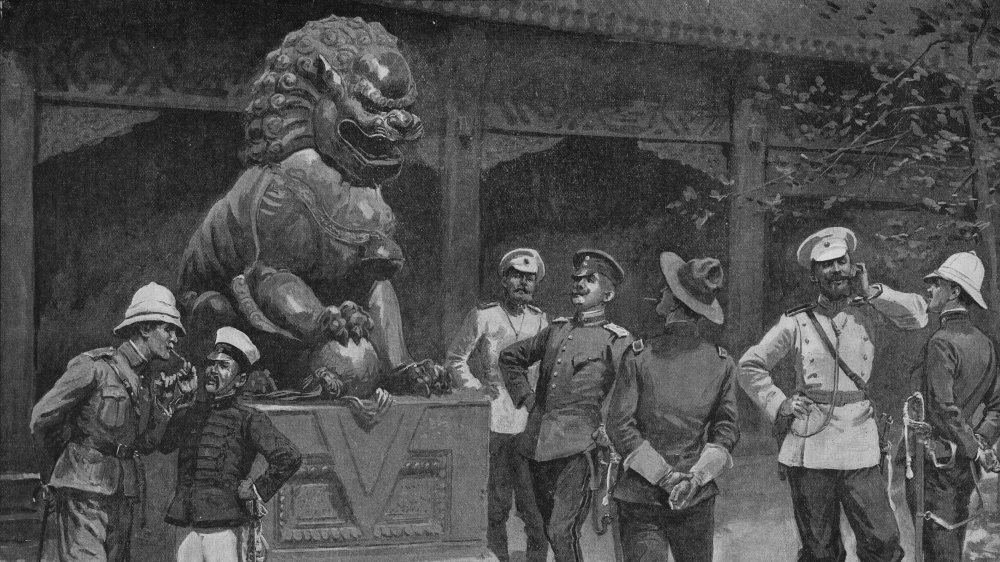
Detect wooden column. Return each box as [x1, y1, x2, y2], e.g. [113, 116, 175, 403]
[727, 81, 770, 436]
[0, 49, 41, 536]
[440, 26, 488, 345]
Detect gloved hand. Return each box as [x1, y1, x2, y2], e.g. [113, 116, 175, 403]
[656, 471, 689, 494]
[481, 383, 500, 400]
[592, 425, 611, 448]
[668, 475, 701, 510]
[153, 362, 198, 413]
[975, 434, 1000, 473]
[237, 479, 258, 501]
[778, 395, 814, 420]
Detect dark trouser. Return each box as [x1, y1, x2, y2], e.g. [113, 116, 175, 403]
[905, 458, 976, 562]
[57, 488, 135, 562]
[488, 432, 548, 562]
[786, 465, 903, 562]
[527, 453, 593, 562]
[618, 497, 715, 562]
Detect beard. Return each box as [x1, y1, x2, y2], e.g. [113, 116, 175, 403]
[818, 276, 853, 300]
[506, 287, 534, 305]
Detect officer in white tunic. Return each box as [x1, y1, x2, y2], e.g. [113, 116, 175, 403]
[738, 227, 928, 562]
[446, 248, 549, 562]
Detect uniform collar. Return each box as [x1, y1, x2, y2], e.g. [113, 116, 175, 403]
[502, 298, 527, 315]
[816, 294, 851, 316]
[664, 320, 700, 338]
[211, 394, 239, 409]
[573, 308, 607, 327]
[119, 341, 149, 371]
[939, 306, 969, 323]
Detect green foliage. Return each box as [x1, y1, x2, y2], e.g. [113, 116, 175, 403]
[758, 0, 998, 252]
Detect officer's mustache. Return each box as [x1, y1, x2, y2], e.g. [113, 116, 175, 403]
[570, 287, 589, 296]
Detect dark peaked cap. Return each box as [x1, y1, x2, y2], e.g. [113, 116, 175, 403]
[572, 249, 626, 286]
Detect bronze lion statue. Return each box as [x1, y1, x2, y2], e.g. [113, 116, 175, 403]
[179, 15, 447, 400]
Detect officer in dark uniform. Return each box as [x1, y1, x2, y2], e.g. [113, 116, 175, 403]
[607, 253, 739, 562]
[160, 327, 302, 561]
[499, 249, 633, 562]
[30, 282, 195, 562]
[907, 251, 1000, 561]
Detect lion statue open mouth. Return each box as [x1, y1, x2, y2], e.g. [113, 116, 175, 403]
[178, 15, 447, 403]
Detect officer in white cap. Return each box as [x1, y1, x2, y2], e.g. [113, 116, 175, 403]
[30, 282, 195, 561]
[160, 327, 301, 562]
[738, 227, 928, 562]
[907, 251, 1000, 561]
[445, 248, 549, 562]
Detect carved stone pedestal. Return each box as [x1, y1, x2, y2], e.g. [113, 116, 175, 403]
[141, 395, 495, 561]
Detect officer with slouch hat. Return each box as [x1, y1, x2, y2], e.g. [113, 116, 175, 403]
[607, 252, 739, 562]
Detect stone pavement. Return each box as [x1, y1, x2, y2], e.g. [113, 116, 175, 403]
[504, 453, 1000, 562]
[3, 453, 999, 561]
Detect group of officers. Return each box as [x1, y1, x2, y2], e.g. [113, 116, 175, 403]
[28, 225, 1000, 562]
[446, 226, 1000, 562]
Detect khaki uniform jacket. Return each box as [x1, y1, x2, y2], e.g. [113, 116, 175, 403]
[446, 302, 548, 434]
[30, 343, 164, 496]
[499, 313, 632, 461]
[918, 308, 1000, 461]
[739, 286, 927, 469]
[608, 323, 739, 506]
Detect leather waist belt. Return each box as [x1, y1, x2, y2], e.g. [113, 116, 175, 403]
[76, 438, 137, 459]
[799, 388, 866, 407]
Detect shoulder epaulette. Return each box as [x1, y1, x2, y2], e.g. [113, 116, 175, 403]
[82, 347, 116, 360]
[551, 317, 570, 323]
[604, 322, 631, 338]
[716, 345, 729, 359]
[477, 302, 500, 310]
[631, 339, 645, 354]
[526, 304, 543, 314]
[784, 303, 816, 317]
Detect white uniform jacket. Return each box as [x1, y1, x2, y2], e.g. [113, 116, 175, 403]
[739, 285, 928, 469]
[446, 302, 548, 434]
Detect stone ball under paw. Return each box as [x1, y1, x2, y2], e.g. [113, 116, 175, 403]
[307, 337, 381, 398]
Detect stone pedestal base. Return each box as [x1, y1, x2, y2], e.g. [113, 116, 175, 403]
[141, 394, 495, 561]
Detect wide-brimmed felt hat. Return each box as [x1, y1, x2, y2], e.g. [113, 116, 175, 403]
[573, 249, 625, 287]
[659, 252, 724, 324]
[924, 251, 988, 310]
[207, 326, 261, 367]
[499, 248, 545, 281]
[114, 282, 185, 337]
[796, 227, 858, 269]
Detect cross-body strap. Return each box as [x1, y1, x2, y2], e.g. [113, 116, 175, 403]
[805, 310, 869, 397]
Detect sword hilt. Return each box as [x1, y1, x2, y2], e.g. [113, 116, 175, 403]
[903, 391, 928, 480]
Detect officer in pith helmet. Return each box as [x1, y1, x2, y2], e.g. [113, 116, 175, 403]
[738, 227, 928, 562]
[446, 248, 550, 562]
[30, 282, 197, 561]
[500, 249, 633, 562]
[906, 251, 1000, 561]
[159, 327, 301, 562]
[608, 253, 739, 562]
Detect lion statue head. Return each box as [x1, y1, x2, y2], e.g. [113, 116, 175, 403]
[241, 15, 423, 187]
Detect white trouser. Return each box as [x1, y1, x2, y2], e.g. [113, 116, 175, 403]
[177, 527, 248, 562]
